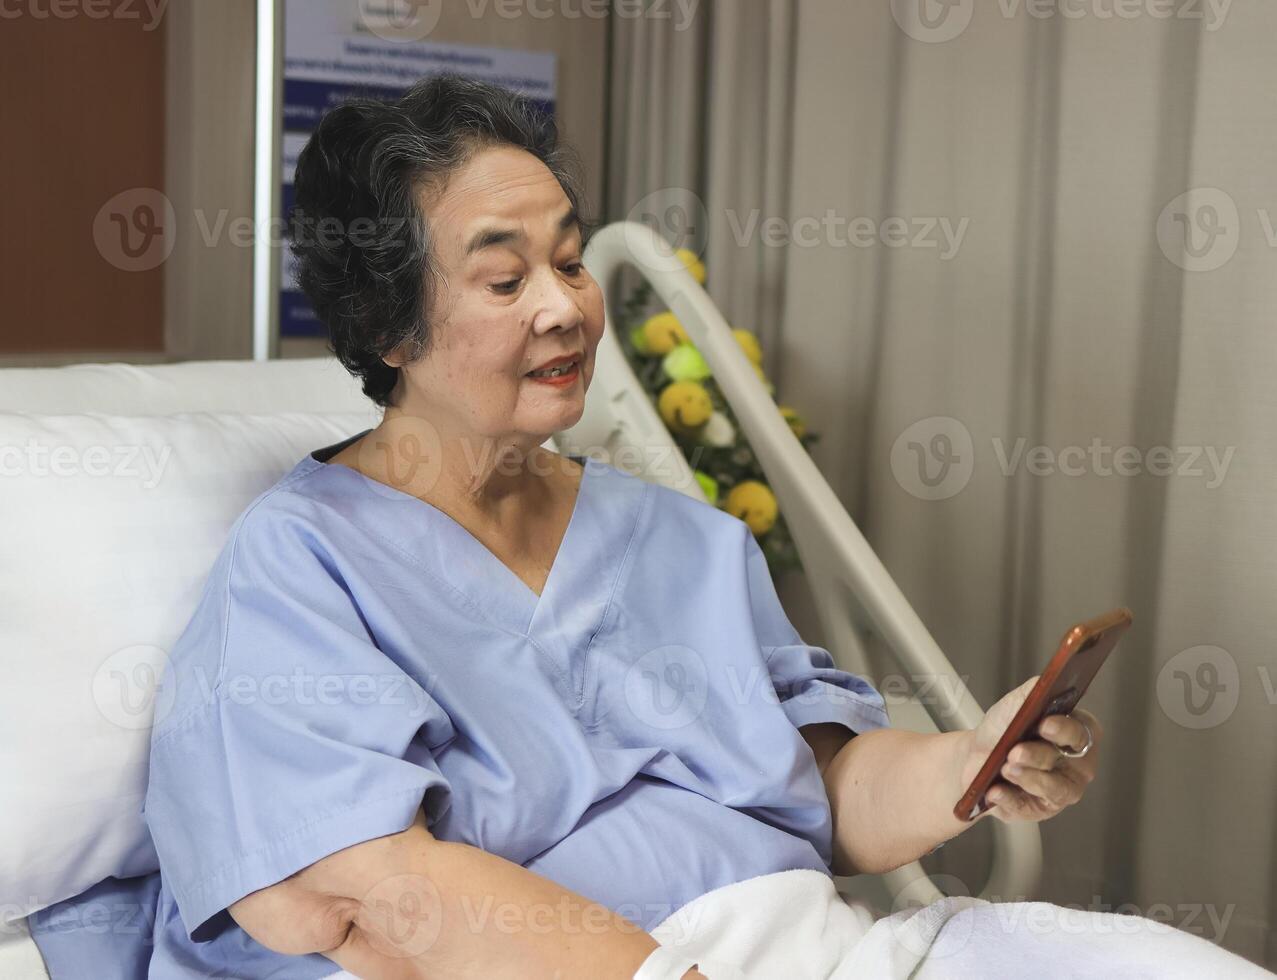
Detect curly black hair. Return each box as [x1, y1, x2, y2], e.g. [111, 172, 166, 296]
[289, 72, 595, 407]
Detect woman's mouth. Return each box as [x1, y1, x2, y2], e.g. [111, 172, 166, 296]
[525, 359, 581, 386]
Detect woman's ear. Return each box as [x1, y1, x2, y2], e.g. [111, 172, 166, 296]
[382, 331, 429, 370]
[381, 344, 407, 369]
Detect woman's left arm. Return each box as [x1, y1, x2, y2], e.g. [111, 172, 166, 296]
[805, 675, 1104, 876]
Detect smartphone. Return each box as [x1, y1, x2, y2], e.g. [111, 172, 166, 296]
[953, 607, 1133, 822]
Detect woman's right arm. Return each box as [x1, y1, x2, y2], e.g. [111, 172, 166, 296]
[228, 806, 705, 980]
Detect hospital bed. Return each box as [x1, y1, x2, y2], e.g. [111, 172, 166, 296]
[0, 221, 1038, 977]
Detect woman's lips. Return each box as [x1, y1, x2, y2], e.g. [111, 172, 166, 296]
[525, 361, 580, 386]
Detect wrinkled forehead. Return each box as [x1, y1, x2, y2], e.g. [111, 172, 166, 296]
[421, 146, 579, 260]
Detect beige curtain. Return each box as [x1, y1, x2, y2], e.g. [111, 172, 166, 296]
[604, 0, 796, 359]
[607, 0, 1276, 969]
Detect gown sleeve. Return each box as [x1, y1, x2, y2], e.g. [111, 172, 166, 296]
[141, 499, 455, 943]
[742, 527, 891, 738]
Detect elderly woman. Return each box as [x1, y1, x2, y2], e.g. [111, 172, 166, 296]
[119, 75, 1268, 980]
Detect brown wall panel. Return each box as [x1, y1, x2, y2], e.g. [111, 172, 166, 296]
[0, 6, 166, 354]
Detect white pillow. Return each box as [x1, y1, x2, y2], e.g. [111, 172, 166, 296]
[0, 411, 381, 921]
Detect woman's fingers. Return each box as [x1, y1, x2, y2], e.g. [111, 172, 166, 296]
[999, 760, 1083, 810]
[980, 699, 1106, 823]
[1036, 712, 1093, 754]
[1006, 738, 1065, 770]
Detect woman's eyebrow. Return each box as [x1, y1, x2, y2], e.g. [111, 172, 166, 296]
[463, 207, 580, 257]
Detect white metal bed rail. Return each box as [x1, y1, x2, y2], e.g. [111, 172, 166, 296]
[576, 221, 1042, 907]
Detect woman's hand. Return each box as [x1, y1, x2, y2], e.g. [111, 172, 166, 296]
[957, 675, 1103, 822]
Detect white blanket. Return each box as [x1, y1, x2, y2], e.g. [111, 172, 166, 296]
[639, 869, 1275, 980]
[319, 868, 1273, 979]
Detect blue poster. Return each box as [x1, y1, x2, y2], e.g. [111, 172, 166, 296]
[281, 0, 558, 338]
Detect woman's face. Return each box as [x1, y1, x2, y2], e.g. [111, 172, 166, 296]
[388, 145, 605, 458]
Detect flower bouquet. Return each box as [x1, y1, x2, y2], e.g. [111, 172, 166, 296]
[613, 248, 821, 576]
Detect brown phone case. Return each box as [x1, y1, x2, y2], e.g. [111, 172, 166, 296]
[953, 607, 1133, 822]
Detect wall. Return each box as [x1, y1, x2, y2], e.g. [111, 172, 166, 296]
[0, 0, 608, 366]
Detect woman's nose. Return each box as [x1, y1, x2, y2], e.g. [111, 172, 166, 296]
[529, 268, 585, 333]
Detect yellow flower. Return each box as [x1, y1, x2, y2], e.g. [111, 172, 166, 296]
[725, 480, 778, 536]
[732, 328, 763, 367]
[658, 380, 713, 432]
[641, 312, 690, 355]
[778, 405, 806, 440]
[752, 360, 775, 396]
[675, 247, 706, 285]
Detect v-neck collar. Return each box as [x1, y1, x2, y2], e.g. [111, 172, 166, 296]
[295, 431, 633, 642]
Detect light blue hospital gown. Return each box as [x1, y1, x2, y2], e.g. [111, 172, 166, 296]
[29, 432, 890, 979]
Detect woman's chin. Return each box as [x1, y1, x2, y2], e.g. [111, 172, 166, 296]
[519, 399, 585, 440]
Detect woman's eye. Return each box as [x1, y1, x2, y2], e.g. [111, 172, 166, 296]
[491, 278, 523, 295]
[562, 262, 584, 276]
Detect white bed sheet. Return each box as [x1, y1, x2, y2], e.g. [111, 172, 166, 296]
[0, 918, 50, 980]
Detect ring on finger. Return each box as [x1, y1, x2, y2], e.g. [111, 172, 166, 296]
[1056, 718, 1094, 760]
